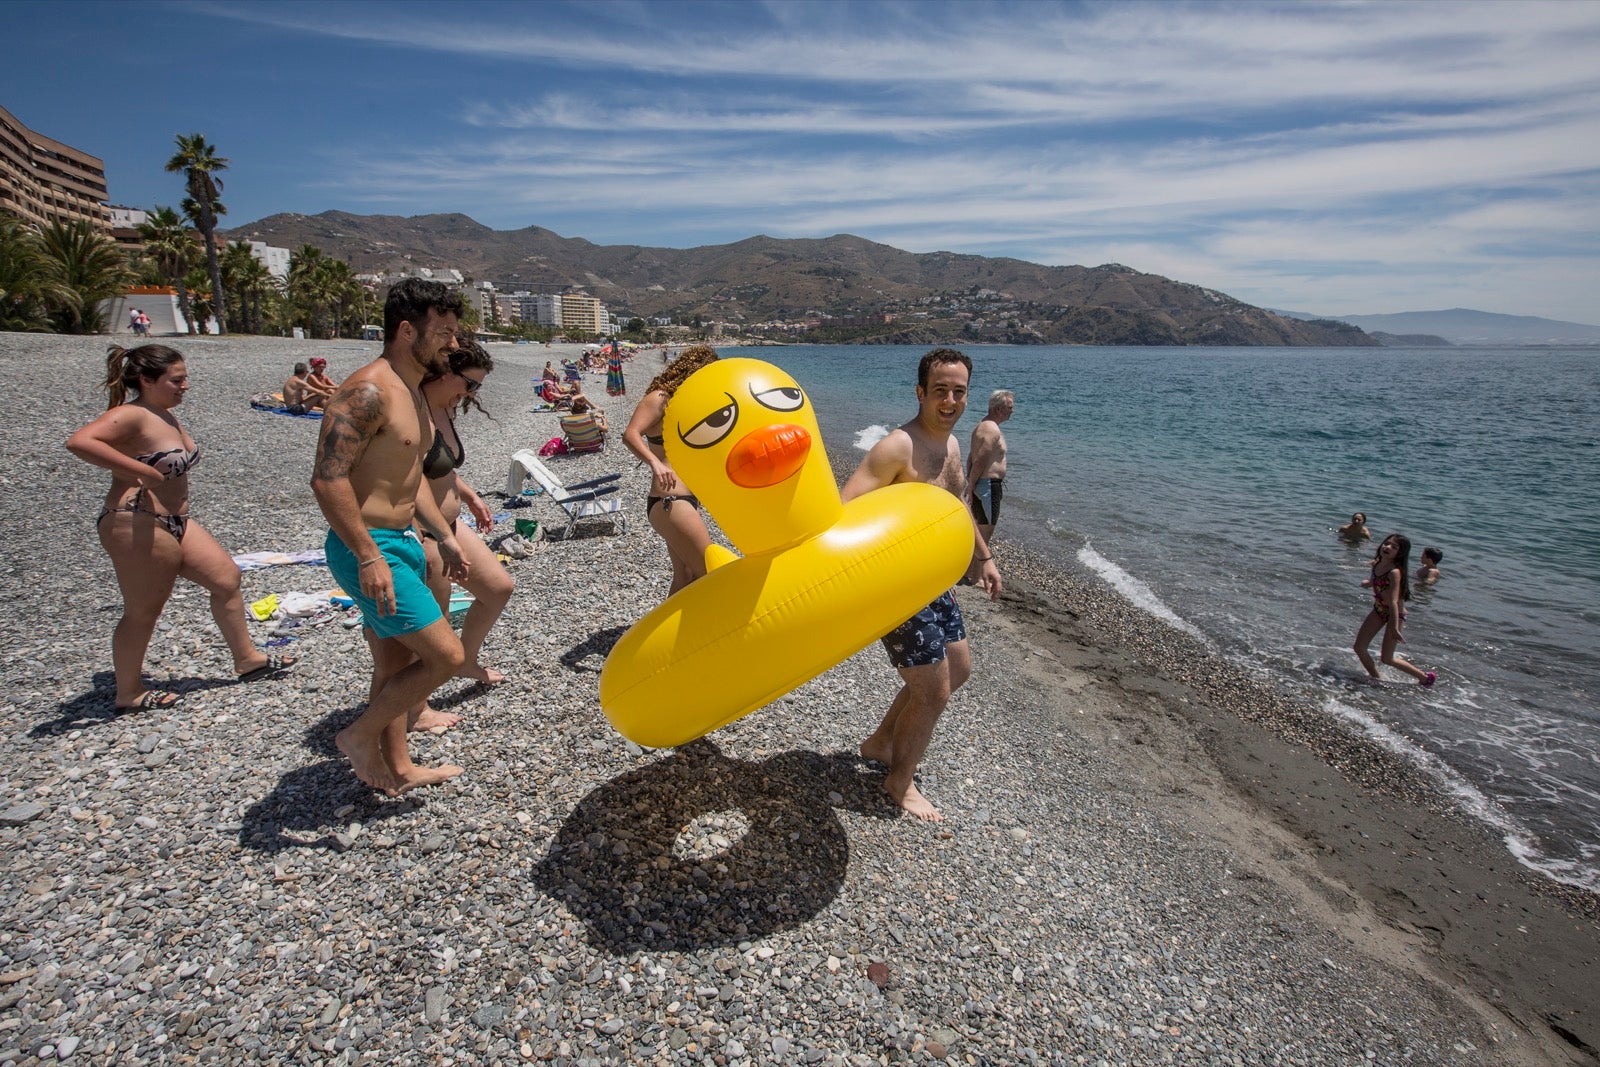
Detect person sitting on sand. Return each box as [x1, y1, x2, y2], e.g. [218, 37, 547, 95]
[311, 279, 472, 796]
[1416, 546, 1443, 584]
[305, 357, 338, 405]
[560, 395, 608, 438]
[623, 344, 721, 595]
[1338, 512, 1371, 543]
[282, 363, 322, 414]
[66, 344, 295, 711]
[1354, 533, 1436, 687]
[842, 347, 1002, 821]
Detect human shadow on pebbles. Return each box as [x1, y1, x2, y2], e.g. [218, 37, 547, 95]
[32, 669, 242, 737]
[559, 623, 627, 671]
[237, 760, 418, 852]
[535, 740, 893, 953]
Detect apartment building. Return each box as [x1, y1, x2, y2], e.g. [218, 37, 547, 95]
[559, 293, 605, 335]
[0, 103, 110, 232]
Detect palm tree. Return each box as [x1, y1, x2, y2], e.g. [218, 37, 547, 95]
[138, 206, 201, 334]
[221, 240, 279, 334]
[165, 133, 229, 333]
[39, 220, 130, 334]
[0, 215, 72, 331]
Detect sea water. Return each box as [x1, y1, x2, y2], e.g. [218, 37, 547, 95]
[721, 343, 1600, 893]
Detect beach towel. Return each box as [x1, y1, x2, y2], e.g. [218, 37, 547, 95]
[250, 392, 322, 419]
[232, 549, 329, 571]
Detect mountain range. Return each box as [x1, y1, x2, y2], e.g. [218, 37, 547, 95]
[224, 211, 1375, 347]
[1280, 308, 1600, 346]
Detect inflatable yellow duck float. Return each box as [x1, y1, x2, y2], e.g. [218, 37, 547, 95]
[600, 358, 973, 748]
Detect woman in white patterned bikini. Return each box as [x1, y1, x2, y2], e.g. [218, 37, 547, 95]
[66, 344, 292, 712]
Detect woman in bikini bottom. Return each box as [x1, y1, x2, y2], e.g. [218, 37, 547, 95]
[67, 344, 292, 712]
[623, 345, 722, 596]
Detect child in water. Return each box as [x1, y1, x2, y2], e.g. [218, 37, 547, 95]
[1337, 511, 1371, 542]
[1416, 546, 1443, 584]
[1355, 533, 1436, 687]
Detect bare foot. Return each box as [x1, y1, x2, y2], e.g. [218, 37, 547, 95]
[396, 763, 464, 792]
[410, 705, 463, 733]
[888, 779, 944, 822]
[457, 664, 506, 685]
[859, 735, 894, 767]
[335, 728, 401, 796]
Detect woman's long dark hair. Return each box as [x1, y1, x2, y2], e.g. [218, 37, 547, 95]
[423, 332, 495, 416]
[103, 344, 184, 408]
[1376, 533, 1414, 601]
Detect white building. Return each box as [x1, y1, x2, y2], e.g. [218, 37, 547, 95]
[248, 241, 292, 279]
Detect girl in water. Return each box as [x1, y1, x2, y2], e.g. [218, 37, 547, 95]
[1354, 532, 1436, 687]
[66, 344, 292, 711]
[623, 344, 720, 595]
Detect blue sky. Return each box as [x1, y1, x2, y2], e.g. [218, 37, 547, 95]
[4, 0, 1598, 322]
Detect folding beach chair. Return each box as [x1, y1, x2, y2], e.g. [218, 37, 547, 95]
[505, 449, 627, 537]
[558, 409, 607, 454]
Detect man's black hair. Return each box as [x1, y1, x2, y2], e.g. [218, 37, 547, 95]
[383, 278, 465, 339]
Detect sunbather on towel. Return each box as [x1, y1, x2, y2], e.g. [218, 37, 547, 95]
[282, 362, 325, 415]
[67, 343, 294, 712]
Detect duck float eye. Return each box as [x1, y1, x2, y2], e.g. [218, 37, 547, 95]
[679, 395, 739, 449]
[753, 386, 804, 412]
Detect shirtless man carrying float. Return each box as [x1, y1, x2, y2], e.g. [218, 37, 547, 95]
[311, 279, 471, 795]
[842, 348, 1002, 821]
[965, 389, 1013, 544]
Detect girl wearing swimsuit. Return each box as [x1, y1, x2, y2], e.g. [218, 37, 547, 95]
[1353, 532, 1436, 687]
[414, 338, 513, 691]
[66, 345, 292, 712]
[623, 344, 721, 595]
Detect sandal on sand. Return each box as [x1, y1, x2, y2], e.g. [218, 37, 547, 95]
[116, 690, 180, 712]
[238, 653, 297, 682]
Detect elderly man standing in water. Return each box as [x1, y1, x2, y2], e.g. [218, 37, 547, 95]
[965, 388, 1013, 544]
[842, 348, 1002, 821]
[312, 278, 471, 795]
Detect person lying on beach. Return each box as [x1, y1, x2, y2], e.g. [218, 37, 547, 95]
[66, 344, 294, 711]
[623, 344, 720, 595]
[1354, 533, 1436, 687]
[842, 347, 1002, 821]
[1337, 512, 1371, 543]
[311, 278, 472, 795]
[1416, 546, 1443, 584]
[282, 363, 323, 414]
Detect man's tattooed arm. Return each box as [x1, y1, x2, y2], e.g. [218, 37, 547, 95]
[313, 382, 384, 484]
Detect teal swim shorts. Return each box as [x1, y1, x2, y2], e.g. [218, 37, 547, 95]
[324, 526, 443, 638]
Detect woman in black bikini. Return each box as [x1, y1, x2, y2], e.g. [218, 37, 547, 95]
[623, 344, 720, 594]
[416, 337, 513, 689]
[66, 344, 291, 711]
[1353, 532, 1436, 687]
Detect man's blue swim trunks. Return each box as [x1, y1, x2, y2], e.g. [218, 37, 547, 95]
[325, 527, 443, 638]
[880, 590, 966, 669]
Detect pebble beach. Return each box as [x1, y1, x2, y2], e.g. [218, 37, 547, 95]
[1, 332, 1595, 1066]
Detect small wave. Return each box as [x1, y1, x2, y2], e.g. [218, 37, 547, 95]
[1076, 543, 1203, 639]
[854, 424, 891, 452]
[1320, 695, 1597, 893]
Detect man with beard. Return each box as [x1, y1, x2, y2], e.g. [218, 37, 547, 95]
[312, 279, 471, 795]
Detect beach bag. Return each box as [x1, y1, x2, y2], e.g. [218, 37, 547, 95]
[538, 436, 567, 457]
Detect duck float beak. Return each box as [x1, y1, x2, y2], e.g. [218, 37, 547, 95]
[725, 424, 811, 488]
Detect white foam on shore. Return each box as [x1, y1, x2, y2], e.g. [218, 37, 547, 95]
[854, 424, 891, 452]
[1076, 543, 1204, 639]
[1320, 695, 1596, 893]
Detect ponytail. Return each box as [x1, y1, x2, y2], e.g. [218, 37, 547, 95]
[103, 343, 184, 408]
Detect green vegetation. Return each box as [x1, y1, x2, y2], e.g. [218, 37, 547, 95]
[0, 214, 74, 331]
[165, 133, 230, 333]
[0, 218, 129, 334]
